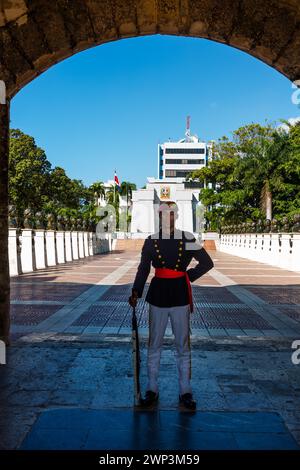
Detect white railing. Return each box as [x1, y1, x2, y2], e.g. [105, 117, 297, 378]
[8, 229, 113, 276]
[218, 233, 300, 272]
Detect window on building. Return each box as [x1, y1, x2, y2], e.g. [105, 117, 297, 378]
[165, 159, 205, 165]
[184, 181, 204, 189]
[165, 148, 205, 154]
[165, 170, 193, 178]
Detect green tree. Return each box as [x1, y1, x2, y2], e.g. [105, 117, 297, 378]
[190, 122, 300, 229]
[9, 129, 51, 220]
[120, 181, 136, 197]
[9, 129, 92, 223]
[49, 167, 87, 210]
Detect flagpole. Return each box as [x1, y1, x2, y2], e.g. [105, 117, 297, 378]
[126, 182, 128, 233]
[114, 170, 116, 205]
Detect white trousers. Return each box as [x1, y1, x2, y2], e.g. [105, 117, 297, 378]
[147, 303, 192, 395]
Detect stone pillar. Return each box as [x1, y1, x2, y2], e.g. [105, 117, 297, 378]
[65, 231, 72, 262]
[0, 98, 10, 343]
[56, 216, 66, 264]
[20, 229, 35, 273]
[92, 232, 97, 255]
[56, 231, 65, 264]
[88, 232, 94, 255]
[8, 228, 20, 276]
[83, 232, 89, 256]
[45, 231, 57, 266]
[71, 231, 79, 260]
[34, 230, 47, 269]
[78, 231, 85, 258]
[8, 205, 21, 276]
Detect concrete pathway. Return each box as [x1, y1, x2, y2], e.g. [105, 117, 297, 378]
[1, 249, 300, 450]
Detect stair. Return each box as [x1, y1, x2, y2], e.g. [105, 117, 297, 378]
[116, 239, 216, 251]
[203, 240, 216, 250]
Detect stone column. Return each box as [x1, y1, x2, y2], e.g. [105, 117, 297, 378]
[45, 231, 57, 266]
[78, 231, 85, 258]
[20, 229, 35, 273]
[0, 99, 10, 343]
[8, 205, 21, 276]
[34, 230, 47, 269]
[8, 228, 20, 276]
[56, 231, 65, 264]
[63, 217, 72, 262]
[65, 231, 72, 261]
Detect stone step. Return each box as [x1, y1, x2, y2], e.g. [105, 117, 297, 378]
[116, 239, 216, 251]
[115, 239, 145, 251]
[203, 240, 216, 250]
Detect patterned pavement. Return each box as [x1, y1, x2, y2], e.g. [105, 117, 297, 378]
[10, 249, 300, 340]
[2, 249, 300, 450]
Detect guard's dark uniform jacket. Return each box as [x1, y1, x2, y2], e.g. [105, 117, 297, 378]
[132, 229, 214, 308]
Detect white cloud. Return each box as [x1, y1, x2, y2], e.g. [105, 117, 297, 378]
[278, 116, 300, 132]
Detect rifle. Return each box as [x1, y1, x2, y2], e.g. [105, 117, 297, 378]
[131, 305, 142, 406]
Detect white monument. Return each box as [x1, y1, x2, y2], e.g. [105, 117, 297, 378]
[131, 178, 202, 236]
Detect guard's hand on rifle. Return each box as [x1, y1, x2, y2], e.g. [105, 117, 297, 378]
[129, 289, 138, 308]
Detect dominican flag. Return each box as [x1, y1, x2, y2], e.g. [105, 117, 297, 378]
[114, 171, 121, 192]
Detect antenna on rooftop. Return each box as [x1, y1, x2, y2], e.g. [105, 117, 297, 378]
[185, 115, 191, 142]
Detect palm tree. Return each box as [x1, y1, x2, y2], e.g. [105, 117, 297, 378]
[120, 181, 136, 197]
[106, 185, 120, 205]
[120, 182, 136, 231]
[89, 181, 106, 205]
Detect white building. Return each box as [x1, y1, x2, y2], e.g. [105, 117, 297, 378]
[158, 117, 213, 181]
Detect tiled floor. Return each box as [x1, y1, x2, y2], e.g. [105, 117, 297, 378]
[20, 409, 299, 450]
[10, 249, 300, 339]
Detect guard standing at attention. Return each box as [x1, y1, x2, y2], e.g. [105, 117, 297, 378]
[129, 201, 214, 410]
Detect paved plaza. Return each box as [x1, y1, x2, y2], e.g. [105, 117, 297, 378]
[1, 249, 300, 449]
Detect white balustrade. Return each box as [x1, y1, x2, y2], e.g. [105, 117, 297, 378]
[219, 233, 300, 272]
[8, 229, 114, 276]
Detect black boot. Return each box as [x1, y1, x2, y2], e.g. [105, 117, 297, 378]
[179, 393, 196, 411]
[140, 390, 159, 407]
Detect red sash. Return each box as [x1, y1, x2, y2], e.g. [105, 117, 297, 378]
[155, 267, 193, 313]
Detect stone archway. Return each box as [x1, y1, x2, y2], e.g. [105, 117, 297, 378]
[0, 0, 300, 343]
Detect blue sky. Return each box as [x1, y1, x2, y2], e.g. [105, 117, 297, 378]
[11, 35, 299, 188]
